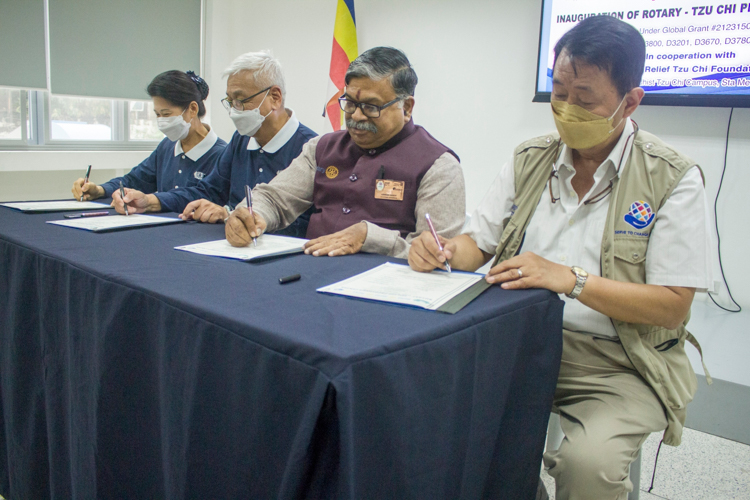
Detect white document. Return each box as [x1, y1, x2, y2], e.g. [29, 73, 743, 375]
[2, 201, 110, 212]
[317, 262, 484, 310]
[174, 235, 308, 261]
[46, 214, 182, 232]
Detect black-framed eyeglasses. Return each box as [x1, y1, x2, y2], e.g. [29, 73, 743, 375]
[548, 123, 639, 205]
[338, 96, 405, 118]
[221, 86, 272, 112]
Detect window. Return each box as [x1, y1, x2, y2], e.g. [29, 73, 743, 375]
[0, 88, 25, 140]
[50, 95, 114, 141]
[0, 88, 160, 150]
[129, 100, 162, 142]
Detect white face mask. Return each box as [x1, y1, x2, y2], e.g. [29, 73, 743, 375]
[157, 109, 191, 142]
[229, 90, 271, 137]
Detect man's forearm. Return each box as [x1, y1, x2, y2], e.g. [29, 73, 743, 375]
[578, 277, 695, 329]
[449, 234, 491, 272]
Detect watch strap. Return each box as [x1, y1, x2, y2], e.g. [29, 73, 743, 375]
[566, 267, 587, 299]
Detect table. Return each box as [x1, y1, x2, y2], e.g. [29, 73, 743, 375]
[0, 206, 563, 499]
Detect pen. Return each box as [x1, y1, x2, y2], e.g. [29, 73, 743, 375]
[279, 274, 301, 284]
[119, 181, 129, 216]
[81, 164, 92, 201]
[64, 211, 110, 219]
[245, 184, 256, 247]
[424, 213, 451, 273]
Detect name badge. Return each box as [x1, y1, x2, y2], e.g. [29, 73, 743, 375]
[374, 179, 404, 201]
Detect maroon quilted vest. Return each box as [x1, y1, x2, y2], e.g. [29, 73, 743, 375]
[309, 120, 458, 239]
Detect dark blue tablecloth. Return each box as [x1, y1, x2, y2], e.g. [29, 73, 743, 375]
[0, 206, 563, 499]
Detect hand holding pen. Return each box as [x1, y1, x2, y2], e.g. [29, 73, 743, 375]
[72, 165, 104, 201]
[424, 213, 451, 273]
[245, 184, 257, 247]
[80, 165, 91, 201]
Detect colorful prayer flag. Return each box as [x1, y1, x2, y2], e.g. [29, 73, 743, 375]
[324, 0, 358, 131]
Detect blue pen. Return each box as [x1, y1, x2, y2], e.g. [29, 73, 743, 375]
[245, 184, 256, 247]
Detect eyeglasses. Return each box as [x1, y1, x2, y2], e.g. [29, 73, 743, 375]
[338, 96, 405, 118]
[221, 86, 272, 112]
[548, 124, 638, 206]
[548, 169, 616, 206]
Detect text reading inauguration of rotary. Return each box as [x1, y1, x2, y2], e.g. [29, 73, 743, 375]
[539, 0, 750, 94]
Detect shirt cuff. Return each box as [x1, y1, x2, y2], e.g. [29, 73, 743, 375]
[361, 221, 399, 255]
[249, 204, 276, 235]
[100, 182, 116, 198]
[152, 192, 173, 213]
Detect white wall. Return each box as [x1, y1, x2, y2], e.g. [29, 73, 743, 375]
[202, 0, 750, 308]
[1, 0, 748, 309]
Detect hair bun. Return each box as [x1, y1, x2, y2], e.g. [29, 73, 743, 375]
[186, 70, 209, 100]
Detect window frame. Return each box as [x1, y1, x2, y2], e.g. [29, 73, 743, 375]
[0, 89, 160, 151]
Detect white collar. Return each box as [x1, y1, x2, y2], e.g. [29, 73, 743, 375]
[556, 117, 635, 182]
[247, 109, 299, 153]
[174, 125, 219, 161]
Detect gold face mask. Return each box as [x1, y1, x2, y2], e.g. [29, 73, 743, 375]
[551, 98, 626, 150]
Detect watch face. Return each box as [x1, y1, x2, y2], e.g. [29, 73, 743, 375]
[572, 266, 588, 277]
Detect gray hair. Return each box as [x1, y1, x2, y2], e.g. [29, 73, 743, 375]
[345, 47, 418, 102]
[223, 51, 286, 99]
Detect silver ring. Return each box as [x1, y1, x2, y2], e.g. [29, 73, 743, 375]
[517, 269, 523, 278]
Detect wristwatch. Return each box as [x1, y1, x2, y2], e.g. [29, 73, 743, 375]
[566, 266, 588, 299]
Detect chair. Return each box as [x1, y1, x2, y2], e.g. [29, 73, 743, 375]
[545, 413, 642, 500]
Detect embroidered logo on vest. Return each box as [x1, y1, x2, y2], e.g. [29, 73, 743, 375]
[325, 166, 339, 179]
[624, 200, 655, 229]
[193, 171, 205, 180]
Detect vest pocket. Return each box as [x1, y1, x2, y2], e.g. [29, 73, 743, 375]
[639, 328, 697, 410]
[613, 237, 649, 284]
[655, 338, 679, 352]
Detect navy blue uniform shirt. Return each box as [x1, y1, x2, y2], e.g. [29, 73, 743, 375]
[158, 110, 317, 237]
[100, 128, 226, 199]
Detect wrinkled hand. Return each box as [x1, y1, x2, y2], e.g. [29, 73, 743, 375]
[72, 178, 104, 201]
[485, 251, 576, 294]
[408, 230, 454, 272]
[180, 199, 228, 223]
[225, 208, 267, 247]
[303, 222, 368, 257]
[111, 188, 150, 215]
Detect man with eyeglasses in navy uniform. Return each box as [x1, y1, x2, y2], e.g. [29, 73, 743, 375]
[225, 46, 466, 258]
[409, 16, 713, 500]
[114, 51, 316, 237]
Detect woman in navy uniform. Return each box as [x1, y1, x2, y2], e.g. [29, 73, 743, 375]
[72, 70, 226, 204]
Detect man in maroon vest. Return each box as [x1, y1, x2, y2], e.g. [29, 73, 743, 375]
[225, 47, 465, 258]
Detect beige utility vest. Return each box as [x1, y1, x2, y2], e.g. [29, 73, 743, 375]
[491, 129, 710, 446]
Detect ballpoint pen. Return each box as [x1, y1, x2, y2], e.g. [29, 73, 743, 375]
[119, 181, 129, 216]
[80, 165, 92, 201]
[64, 211, 110, 219]
[245, 184, 257, 247]
[425, 213, 451, 273]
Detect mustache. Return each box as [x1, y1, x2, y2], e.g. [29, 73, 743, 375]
[345, 118, 377, 134]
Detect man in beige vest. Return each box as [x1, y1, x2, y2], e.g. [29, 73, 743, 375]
[408, 16, 713, 500]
